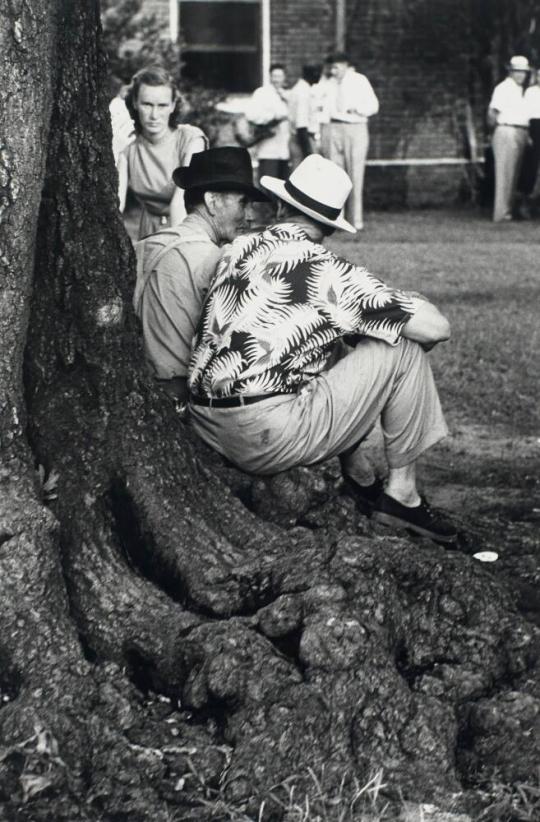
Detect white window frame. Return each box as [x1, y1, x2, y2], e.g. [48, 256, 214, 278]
[169, 0, 179, 41]
[261, 0, 270, 83]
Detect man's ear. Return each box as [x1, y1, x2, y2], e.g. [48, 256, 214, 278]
[203, 191, 218, 215]
[275, 200, 288, 218]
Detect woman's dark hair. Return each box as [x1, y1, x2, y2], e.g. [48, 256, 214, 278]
[302, 64, 322, 85]
[269, 63, 286, 74]
[327, 52, 350, 65]
[125, 66, 183, 133]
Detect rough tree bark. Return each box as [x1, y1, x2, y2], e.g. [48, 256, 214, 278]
[1, 2, 539, 820]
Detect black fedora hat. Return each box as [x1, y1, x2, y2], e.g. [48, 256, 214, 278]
[173, 146, 268, 201]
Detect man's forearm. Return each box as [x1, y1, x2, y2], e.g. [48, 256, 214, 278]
[487, 107, 499, 128]
[402, 301, 450, 346]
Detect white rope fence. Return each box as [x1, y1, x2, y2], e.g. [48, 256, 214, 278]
[366, 157, 484, 166]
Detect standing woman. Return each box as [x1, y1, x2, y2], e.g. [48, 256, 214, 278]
[118, 66, 208, 239]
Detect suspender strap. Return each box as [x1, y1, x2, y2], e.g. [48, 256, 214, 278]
[133, 227, 209, 315]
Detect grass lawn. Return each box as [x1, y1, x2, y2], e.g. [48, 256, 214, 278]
[328, 210, 539, 604]
[329, 209, 539, 437]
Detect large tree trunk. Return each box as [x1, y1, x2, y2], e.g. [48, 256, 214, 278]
[1, 2, 539, 820]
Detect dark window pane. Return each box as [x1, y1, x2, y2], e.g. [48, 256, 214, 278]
[182, 50, 260, 92]
[179, 1, 261, 91]
[181, 2, 260, 48]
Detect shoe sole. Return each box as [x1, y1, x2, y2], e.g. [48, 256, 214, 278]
[371, 510, 457, 544]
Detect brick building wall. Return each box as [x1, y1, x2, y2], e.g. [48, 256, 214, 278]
[345, 0, 472, 206]
[270, 0, 334, 80]
[143, 0, 478, 206]
[269, 0, 473, 206]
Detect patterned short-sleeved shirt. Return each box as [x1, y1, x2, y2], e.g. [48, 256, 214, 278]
[188, 223, 419, 399]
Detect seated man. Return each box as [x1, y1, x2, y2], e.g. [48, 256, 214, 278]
[187, 154, 456, 542]
[133, 147, 267, 402]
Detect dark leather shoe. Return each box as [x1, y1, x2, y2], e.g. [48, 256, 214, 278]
[372, 493, 458, 543]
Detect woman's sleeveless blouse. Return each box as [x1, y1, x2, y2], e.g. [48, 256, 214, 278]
[124, 124, 207, 238]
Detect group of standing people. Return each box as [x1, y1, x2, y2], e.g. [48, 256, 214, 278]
[112, 56, 379, 241]
[112, 52, 540, 246]
[489, 54, 540, 222]
[246, 52, 379, 230]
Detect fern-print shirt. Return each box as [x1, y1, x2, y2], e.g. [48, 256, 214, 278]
[188, 223, 420, 398]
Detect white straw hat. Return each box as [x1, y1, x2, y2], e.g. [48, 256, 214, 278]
[260, 154, 357, 234]
[508, 55, 531, 71]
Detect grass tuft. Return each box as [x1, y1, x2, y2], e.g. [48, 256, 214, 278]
[477, 769, 540, 821]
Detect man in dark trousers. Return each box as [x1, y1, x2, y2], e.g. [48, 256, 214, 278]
[288, 65, 320, 168]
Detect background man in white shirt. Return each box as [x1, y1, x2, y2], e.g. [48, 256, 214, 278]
[325, 52, 379, 231]
[247, 63, 291, 182]
[312, 57, 334, 156]
[488, 55, 531, 222]
[518, 66, 540, 214]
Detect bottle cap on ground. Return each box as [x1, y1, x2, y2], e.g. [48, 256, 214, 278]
[472, 550, 499, 563]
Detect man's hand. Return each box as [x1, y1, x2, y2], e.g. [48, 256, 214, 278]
[402, 301, 450, 347]
[403, 292, 445, 348]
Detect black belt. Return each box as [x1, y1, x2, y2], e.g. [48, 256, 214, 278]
[498, 123, 528, 129]
[190, 390, 294, 408]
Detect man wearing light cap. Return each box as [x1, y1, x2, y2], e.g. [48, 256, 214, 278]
[188, 155, 459, 545]
[488, 55, 532, 222]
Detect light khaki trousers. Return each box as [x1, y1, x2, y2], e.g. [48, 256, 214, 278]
[190, 338, 448, 477]
[492, 125, 528, 222]
[328, 121, 369, 226]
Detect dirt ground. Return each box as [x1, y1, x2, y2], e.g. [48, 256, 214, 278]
[412, 423, 537, 620]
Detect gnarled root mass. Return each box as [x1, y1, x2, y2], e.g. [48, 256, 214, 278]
[4, 377, 539, 819]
